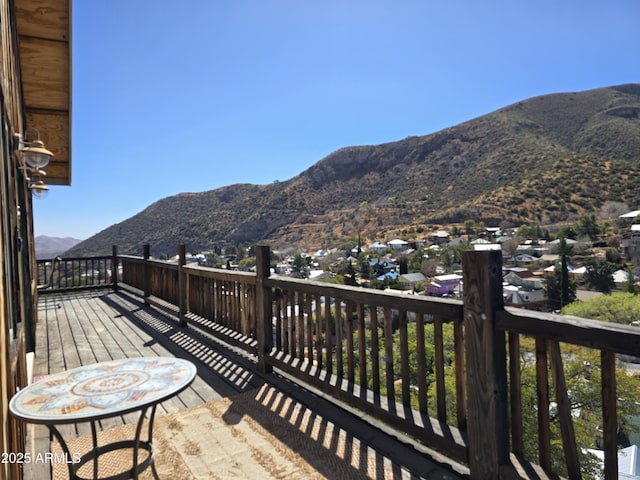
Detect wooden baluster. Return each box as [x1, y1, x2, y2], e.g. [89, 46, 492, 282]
[306, 293, 313, 365]
[345, 301, 355, 385]
[434, 315, 446, 422]
[601, 350, 618, 480]
[335, 300, 344, 379]
[398, 310, 410, 409]
[315, 293, 322, 370]
[536, 338, 551, 471]
[415, 313, 428, 415]
[370, 306, 381, 404]
[297, 292, 305, 362]
[509, 333, 523, 456]
[357, 302, 367, 398]
[549, 341, 581, 480]
[324, 295, 333, 377]
[454, 315, 466, 431]
[383, 307, 395, 414]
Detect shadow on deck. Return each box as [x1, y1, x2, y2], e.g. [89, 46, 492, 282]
[24, 291, 467, 480]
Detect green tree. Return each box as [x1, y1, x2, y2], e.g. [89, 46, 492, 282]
[545, 257, 577, 310]
[575, 213, 600, 241]
[562, 291, 640, 325]
[557, 225, 577, 240]
[358, 256, 372, 280]
[438, 242, 471, 271]
[583, 258, 617, 294]
[342, 261, 358, 286]
[370, 321, 640, 479]
[463, 219, 476, 236]
[514, 342, 638, 479]
[516, 224, 541, 239]
[291, 253, 310, 279]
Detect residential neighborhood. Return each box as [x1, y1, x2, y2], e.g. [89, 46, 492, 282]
[181, 210, 640, 314]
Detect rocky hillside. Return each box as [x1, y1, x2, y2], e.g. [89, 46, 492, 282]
[66, 84, 640, 257]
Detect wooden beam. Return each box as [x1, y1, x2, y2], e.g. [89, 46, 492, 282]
[497, 308, 640, 358]
[16, 0, 71, 185]
[462, 250, 510, 479]
[15, 0, 69, 41]
[18, 37, 69, 110]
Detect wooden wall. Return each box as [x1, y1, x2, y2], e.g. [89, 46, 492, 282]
[0, 0, 70, 478]
[15, 0, 71, 185]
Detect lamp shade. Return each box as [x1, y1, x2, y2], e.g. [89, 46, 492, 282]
[22, 140, 53, 169]
[30, 180, 49, 199]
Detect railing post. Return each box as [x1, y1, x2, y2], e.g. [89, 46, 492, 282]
[143, 244, 150, 307]
[256, 245, 273, 374]
[462, 250, 509, 479]
[178, 244, 187, 327]
[112, 245, 119, 292]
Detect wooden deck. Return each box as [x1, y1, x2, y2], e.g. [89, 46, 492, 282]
[22, 290, 467, 480]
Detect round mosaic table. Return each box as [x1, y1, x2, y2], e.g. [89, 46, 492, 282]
[10, 357, 196, 480]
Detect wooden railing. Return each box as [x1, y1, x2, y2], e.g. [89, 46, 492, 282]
[68, 244, 640, 479]
[263, 267, 469, 463]
[36, 250, 117, 293]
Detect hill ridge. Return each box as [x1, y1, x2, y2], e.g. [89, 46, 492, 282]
[65, 83, 640, 257]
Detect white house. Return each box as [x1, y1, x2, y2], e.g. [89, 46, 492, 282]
[369, 242, 388, 255]
[388, 239, 409, 251]
[398, 272, 426, 290]
[587, 444, 640, 480]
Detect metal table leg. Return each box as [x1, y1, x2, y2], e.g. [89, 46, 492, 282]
[47, 404, 159, 480]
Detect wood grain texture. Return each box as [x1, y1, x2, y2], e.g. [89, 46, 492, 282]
[462, 250, 509, 479]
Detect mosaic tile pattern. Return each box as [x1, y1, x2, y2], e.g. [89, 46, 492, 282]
[10, 357, 196, 423]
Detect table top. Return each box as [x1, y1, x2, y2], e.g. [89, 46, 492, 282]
[9, 357, 197, 424]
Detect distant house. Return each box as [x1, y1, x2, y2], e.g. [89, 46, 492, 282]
[309, 270, 332, 281]
[369, 242, 388, 255]
[428, 273, 463, 296]
[471, 238, 491, 245]
[613, 269, 634, 284]
[399, 272, 426, 290]
[503, 285, 546, 309]
[547, 238, 578, 253]
[473, 243, 502, 251]
[485, 226, 501, 237]
[619, 210, 640, 219]
[539, 254, 559, 266]
[430, 230, 450, 246]
[621, 224, 640, 270]
[503, 269, 544, 290]
[587, 444, 640, 480]
[370, 258, 397, 277]
[513, 253, 538, 265]
[377, 271, 399, 282]
[503, 268, 545, 309]
[388, 238, 409, 251]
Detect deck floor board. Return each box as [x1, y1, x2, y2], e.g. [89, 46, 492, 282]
[22, 290, 466, 480]
[23, 290, 258, 480]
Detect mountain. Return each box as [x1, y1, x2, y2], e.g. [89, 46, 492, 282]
[35, 236, 83, 259]
[66, 84, 640, 258]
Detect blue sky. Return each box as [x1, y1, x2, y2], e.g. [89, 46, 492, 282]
[34, 1, 640, 239]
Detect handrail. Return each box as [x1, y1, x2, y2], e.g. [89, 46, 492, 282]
[266, 275, 462, 315]
[497, 307, 640, 356]
[112, 244, 638, 479]
[36, 255, 115, 293]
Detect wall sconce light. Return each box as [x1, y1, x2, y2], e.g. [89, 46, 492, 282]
[29, 179, 49, 199]
[14, 130, 54, 170]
